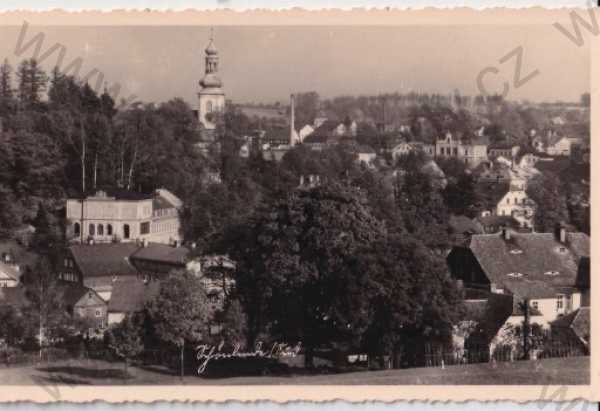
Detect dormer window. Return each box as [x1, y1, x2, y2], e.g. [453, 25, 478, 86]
[544, 270, 560, 276]
[507, 272, 524, 278]
[509, 249, 523, 255]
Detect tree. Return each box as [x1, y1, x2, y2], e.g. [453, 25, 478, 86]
[146, 271, 211, 378]
[526, 172, 569, 232]
[227, 182, 386, 367]
[0, 58, 15, 115]
[362, 234, 464, 367]
[107, 315, 144, 378]
[395, 168, 450, 251]
[16, 59, 48, 109]
[0, 306, 26, 347]
[22, 258, 67, 359]
[443, 172, 477, 217]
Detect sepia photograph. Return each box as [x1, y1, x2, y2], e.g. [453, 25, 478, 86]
[0, 14, 592, 396]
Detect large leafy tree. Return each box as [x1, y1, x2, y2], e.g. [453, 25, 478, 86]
[227, 182, 386, 367]
[146, 270, 211, 378]
[526, 172, 569, 232]
[107, 314, 144, 377]
[361, 234, 464, 367]
[395, 168, 450, 251]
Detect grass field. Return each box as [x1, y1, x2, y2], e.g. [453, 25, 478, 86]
[0, 356, 589, 386]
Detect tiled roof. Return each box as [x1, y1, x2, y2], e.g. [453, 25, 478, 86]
[69, 243, 140, 278]
[130, 243, 190, 265]
[469, 231, 589, 299]
[107, 278, 160, 313]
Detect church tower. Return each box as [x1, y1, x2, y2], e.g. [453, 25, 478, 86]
[198, 29, 225, 131]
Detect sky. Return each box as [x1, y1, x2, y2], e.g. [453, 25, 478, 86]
[0, 25, 590, 106]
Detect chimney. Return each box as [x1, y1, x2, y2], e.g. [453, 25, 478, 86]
[555, 223, 567, 243]
[290, 93, 296, 146]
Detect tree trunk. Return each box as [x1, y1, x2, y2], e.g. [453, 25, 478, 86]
[180, 340, 185, 380]
[38, 314, 43, 361]
[304, 346, 314, 369]
[93, 152, 98, 189]
[80, 119, 87, 194]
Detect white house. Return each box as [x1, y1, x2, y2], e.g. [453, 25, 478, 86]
[496, 189, 535, 228]
[298, 125, 315, 142]
[66, 188, 182, 245]
[546, 136, 572, 156]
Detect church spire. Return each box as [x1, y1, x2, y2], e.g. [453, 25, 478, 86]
[199, 28, 222, 88]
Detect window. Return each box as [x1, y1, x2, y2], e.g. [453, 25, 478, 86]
[531, 301, 538, 310]
[207, 101, 213, 113]
[507, 198, 510, 204]
[95, 309, 102, 317]
[107, 224, 113, 236]
[74, 222, 80, 236]
[123, 224, 130, 239]
[64, 258, 69, 267]
[140, 222, 150, 235]
[98, 224, 104, 236]
[89, 224, 95, 236]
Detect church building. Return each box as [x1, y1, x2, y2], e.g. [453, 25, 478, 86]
[197, 30, 225, 133]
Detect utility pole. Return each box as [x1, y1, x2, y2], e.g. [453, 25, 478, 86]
[520, 299, 531, 360]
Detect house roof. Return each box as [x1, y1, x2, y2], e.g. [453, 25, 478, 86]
[62, 284, 105, 308]
[551, 307, 590, 344]
[82, 188, 153, 201]
[107, 278, 160, 313]
[0, 286, 27, 308]
[475, 182, 510, 210]
[130, 243, 190, 265]
[477, 215, 520, 230]
[69, 243, 140, 278]
[0, 261, 19, 282]
[153, 196, 175, 210]
[449, 215, 484, 235]
[469, 231, 590, 299]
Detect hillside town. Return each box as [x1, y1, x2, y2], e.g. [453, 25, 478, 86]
[0, 31, 590, 380]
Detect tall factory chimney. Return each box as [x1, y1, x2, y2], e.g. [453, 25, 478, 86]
[290, 93, 296, 146]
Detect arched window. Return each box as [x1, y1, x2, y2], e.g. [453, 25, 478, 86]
[89, 224, 95, 236]
[123, 224, 130, 239]
[107, 224, 113, 236]
[98, 224, 104, 236]
[207, 101, 213, 113]
[74, 222, 80, 236]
